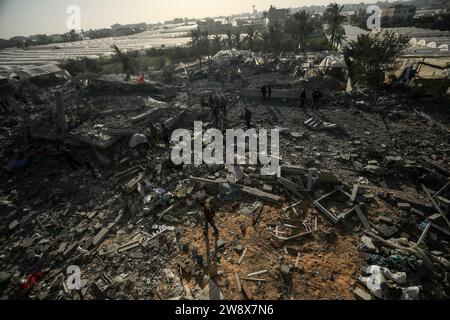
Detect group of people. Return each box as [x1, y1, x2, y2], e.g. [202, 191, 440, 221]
[300, 88, 323, 112]
[198, 88, 326, 242]
[202, 93, 228, 130]
[261, 83, 272, 101]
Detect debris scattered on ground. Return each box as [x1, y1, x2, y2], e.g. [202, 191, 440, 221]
[1, 48, 450, 301]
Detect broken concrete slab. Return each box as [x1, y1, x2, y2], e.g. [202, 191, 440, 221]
[91, 223, 114, 248]
[354, 287, 372, 300]
[240, 186, 281, 204]
[377, 224, 399, 239]
[360, 235, 377, 253]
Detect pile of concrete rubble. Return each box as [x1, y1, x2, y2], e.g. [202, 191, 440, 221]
[0, 53, 449, 300]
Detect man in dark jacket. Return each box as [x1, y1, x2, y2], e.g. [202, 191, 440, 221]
[300, 88, 307, 111]
[261, 85, 267, 101]
[312, 89, 323, 112]
[203, 197, 219, 236]
[244, 108, 252, 129]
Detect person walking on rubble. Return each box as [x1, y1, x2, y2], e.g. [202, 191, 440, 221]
[203, 197, 219, 236]
[261, 85, 267, 101]
[267, 83, 272, 100]
[57, 145, 83, 171]
[300, 88, 307, 112]
[244, 108, 252, 129]
[12, 78, 27, 105]
[312, 88, 323, 112]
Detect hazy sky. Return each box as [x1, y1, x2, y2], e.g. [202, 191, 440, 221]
[0, 0, 395, 38]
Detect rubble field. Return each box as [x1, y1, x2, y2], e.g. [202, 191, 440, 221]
[1, 52, 450, 300]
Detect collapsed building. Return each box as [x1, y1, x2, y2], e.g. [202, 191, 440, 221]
[0, 47, 449, 301]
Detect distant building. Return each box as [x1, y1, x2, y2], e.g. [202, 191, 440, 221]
[111, 23, 147, 30]
[267, 5, 290, 27]
[165, 18, 185, 24]
[197, 18, 230, 33]
[382, 4, 416, 21]
[235, 18, 249, 27]
[111, 23, 147, 36]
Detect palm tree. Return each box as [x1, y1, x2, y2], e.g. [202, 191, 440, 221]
[111, 44, 134, 78]
[225, 29, 233, 50]
[260, 31, 271, 52]
[244, 26, 258, 51]
[200, 30, 212, 71]
[69, 29, 79, 42]
[213, 34, 222, 52]
[190, 27, 202, 66]
[262, 11, 269, 28]
[268, 24, 281, 53]
[346, 32, 406, 85]
[287, 10, 314, 56]
[323, 3, 346, 51]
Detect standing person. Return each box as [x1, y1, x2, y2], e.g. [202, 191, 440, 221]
[59, 145, 83, 171]
[312, 89, 323, 112]
[203, 197, 219, 236]
[12, 78, 27, 105]
[261, 85, 267, 101]
[267, 83, 272, 100]
[244, 108, 252, 129]
[300, 88, 307, 112]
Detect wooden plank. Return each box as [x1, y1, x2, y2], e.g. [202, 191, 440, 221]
[241, 278, 267, 282]
[112, 165, 142, 183]
[295, 253, 300, 268]
[434, 182, 450, 198]
[349, 184, 359, 205]
[189, 176, 222, 184]
[238, 248, 248, 265]
[416, 222, 431, 247]
[355, 205, 373, 232]
[241, 280, 253, 300]
[247, 270, 267, 278]
[235, 273, 242, 293]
